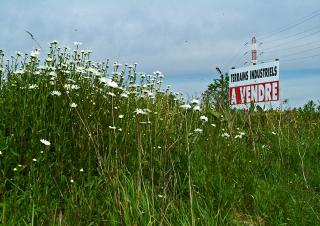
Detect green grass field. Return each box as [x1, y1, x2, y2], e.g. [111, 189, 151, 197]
[0, 42, 320, 225]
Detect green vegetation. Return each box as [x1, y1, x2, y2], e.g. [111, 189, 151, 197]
[0, 42, 320, 225]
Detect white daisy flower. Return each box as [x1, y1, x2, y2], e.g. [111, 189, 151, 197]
[40, 139, 51, 146]
[70, 103, 77, 108]
[79, 168, 84, 172]
[120, 93, 129, 98]
[29, 84, 38, 90]
[14, 69, 25, 75]
[154, 70, 162, 75]
[32, 158, 37, 162]
[191, 99, 200, 105]
[221, 132, 230, 138]
[118, 115, 124, 119]
[100, 77, 118, 88]
[194, 128, 203, 133]
[114, 62, 122, 67]
[74, 41, 82, 46]
[134, 108, 147, 115]
[107, 92, 116, 97]
[180, 104, 191, 110]
[193, 105, 201, 111]
[30, 50, 40, 58]
[235, 131, 245, 139]
[49, 71, 57, 77]
[200, 115, 208, 122]
[51, 90, 61, 96]
[50, 40, 58, 45]
[63, 84, 71, 90]
[71, 84, 80, 90]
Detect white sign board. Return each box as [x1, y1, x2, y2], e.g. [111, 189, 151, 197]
[228, 61, 280, 109]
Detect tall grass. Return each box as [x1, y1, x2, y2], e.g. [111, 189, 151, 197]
[0, 42, 319, 225]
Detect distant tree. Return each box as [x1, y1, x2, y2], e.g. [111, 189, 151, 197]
[202, 72, 229, 112]
[302, 100, 317, 112]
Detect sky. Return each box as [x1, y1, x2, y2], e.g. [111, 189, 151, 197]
[1, 0, 320, 107]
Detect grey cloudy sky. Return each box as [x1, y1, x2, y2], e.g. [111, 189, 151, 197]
[1, 0, 320, 107]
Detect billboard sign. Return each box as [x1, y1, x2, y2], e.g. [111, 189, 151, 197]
[228, 61, 280, 109]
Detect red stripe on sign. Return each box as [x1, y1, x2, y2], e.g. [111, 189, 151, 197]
[229, 81, 279, 105]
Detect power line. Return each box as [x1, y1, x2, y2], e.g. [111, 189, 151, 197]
[260, 25, 320, 45]
[257, 9, 320, 40]
[261, 29, 320, 51]
[257, 14, 320, 65]
[227, 10, 320, 69]
[265, 45, 320, 59]
[261, 50, 320, 63]
[281, 52, 320, 62]
[223, 41, 248, 71]
[262, 38, 320, 52]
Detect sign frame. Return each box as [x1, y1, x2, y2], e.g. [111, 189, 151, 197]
[228, 61, 280, 109]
